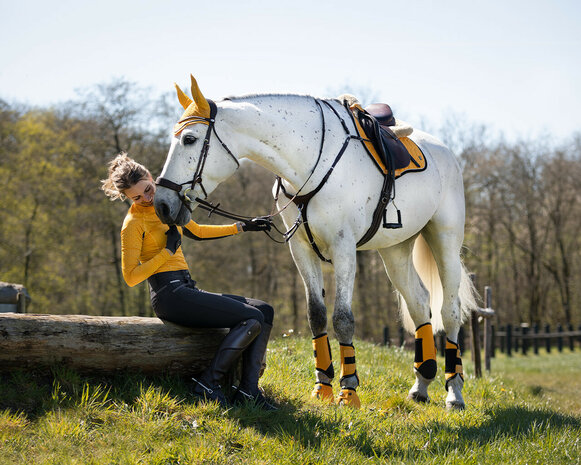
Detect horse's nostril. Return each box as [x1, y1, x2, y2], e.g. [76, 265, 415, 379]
[160, 203, 170, 219]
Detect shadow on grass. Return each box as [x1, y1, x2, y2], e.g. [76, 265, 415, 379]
[3, 369, 580, 461]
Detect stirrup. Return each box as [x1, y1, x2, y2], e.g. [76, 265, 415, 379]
[336, 387, 361, 409]
[311, 382, 334, 403]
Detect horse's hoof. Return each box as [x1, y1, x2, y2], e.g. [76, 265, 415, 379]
[407, 392, 430, 403]
[311, 383, 334, 403]
[446, 401, 465, 411]
[336, 388, 360, 408]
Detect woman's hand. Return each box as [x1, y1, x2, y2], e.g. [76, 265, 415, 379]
[165, 225, 182, 254]
[240, 217, 272, 232]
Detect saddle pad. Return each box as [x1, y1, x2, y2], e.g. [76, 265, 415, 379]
[395, 137, 427, 179]
[351, 111, 426, 178]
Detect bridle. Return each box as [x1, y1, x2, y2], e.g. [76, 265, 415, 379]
[155, 100, 240, 213]
[154, 98, 329, 243]
[154, 96, 393, 254]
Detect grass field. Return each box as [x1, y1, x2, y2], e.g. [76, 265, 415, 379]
[1, 334, 580, 464]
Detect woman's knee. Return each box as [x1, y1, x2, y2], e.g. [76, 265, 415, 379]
[257, 302, 274, 325]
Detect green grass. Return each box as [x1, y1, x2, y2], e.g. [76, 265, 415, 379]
[1, 336, 580, 464]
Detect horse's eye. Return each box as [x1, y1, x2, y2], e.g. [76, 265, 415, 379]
[183, 135, 197, 145]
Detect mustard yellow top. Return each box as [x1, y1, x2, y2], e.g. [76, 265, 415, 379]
[121, 203, 240, 287]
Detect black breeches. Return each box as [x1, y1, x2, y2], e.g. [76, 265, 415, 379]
[148, 270, 274, 329]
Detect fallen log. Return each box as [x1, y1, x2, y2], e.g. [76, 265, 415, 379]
[0, 313, 229, 376]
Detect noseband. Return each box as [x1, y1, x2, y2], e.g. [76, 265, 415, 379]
[155, 99, 240, 213]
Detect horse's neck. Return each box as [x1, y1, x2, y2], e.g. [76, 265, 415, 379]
[221, 96, 322, 189]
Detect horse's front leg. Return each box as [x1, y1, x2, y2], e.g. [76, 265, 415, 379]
[331, 244, 360, 408]
[287, 237, 334, 403]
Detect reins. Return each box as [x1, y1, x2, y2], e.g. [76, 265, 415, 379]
[156, 97, 398, 254]
[156, 98, 329, 243]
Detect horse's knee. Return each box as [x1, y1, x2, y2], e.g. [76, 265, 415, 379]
[307, 297, 327, 336]
[332, 307, 355, 342]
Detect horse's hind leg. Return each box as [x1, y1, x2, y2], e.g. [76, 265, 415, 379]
[378, 238, 437, 403]
[287, 238, 334, 403]
[422, 224, 468, 410]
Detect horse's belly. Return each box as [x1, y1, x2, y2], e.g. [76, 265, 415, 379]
[358, 170, 441, 250]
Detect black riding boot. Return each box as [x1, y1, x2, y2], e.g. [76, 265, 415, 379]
[233, 322, 277, 410]
[193, 319, 261, 407]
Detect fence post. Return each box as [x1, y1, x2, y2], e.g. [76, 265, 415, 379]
[484, 286, 492, 372]
[459, 326, 465, 353]
[439, 334, 445, 357]
[557, 324, 563, 352]
[471, 313, 482, 378]
[514, 326, 520, 353]
[500, 325, 505, 353]
[491, 324, 496, 358]
[506, 324, 512, 357]
[521, 324, 529, 355]
[383, 326, 390, 346]
[533, 324, 539, 355]
[545, 324, 551, 353]
[568, 324, 574, 351]
[399, 326, 405, 347]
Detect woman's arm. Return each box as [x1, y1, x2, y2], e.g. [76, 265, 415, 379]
[183, 220, 241, 241]
[121, 221, 171, 287]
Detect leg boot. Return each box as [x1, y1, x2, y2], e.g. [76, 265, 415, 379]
[311, 333, 335, 403]
[193, 319, 261, 407]
[233, 322, 277, 410]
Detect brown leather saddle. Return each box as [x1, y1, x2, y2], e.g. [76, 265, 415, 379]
[357, 103, 414, 171]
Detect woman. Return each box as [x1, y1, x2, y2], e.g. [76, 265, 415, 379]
[102, 152, 276, 410]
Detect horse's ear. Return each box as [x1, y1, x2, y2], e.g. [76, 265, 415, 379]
[175, 83, 193, 110]
[190, 75, 210, 117]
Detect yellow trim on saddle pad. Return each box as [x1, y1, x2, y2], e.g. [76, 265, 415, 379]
[349, 104, 426, 178]
[397, 137, 426, 178]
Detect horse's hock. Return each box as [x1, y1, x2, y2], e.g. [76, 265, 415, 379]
[0, 313, 229, 376]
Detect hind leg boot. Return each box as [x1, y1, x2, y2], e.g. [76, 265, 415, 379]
[408, 323, 437, 403]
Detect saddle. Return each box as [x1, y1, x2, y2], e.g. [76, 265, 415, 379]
[355, 103, 413, 172]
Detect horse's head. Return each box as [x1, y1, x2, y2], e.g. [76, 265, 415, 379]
[154, 75, 240, 225]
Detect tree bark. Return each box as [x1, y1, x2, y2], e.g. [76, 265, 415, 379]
[0, 313, 229, 376]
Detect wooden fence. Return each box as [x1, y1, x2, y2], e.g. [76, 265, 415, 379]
[382, 279, 580, 377]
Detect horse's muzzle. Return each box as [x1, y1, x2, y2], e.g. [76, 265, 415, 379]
[153, 188, 191, 225]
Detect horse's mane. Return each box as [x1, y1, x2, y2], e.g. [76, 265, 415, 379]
[220, 93, 337, 103]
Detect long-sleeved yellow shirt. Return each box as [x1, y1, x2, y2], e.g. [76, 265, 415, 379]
[121, 203, 240, 287]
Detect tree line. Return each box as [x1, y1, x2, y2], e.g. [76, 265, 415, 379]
[1, 79, 579, 341]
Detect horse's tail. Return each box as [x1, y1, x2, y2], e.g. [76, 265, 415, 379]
[399, 234, 478, 334]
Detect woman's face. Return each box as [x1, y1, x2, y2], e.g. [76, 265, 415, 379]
[124, 175, 156, 207]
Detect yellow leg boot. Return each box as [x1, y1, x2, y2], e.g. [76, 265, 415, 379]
[311, 333, 334, 402]
[336, 343, 360, 409]
[414, 323, 437, 380]
[311, 382, 334, 403]
[336, 388, 361, 408]
[408, 322, 437, 403]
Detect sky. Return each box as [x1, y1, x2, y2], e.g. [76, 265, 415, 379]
[1, 0, 580, 143]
